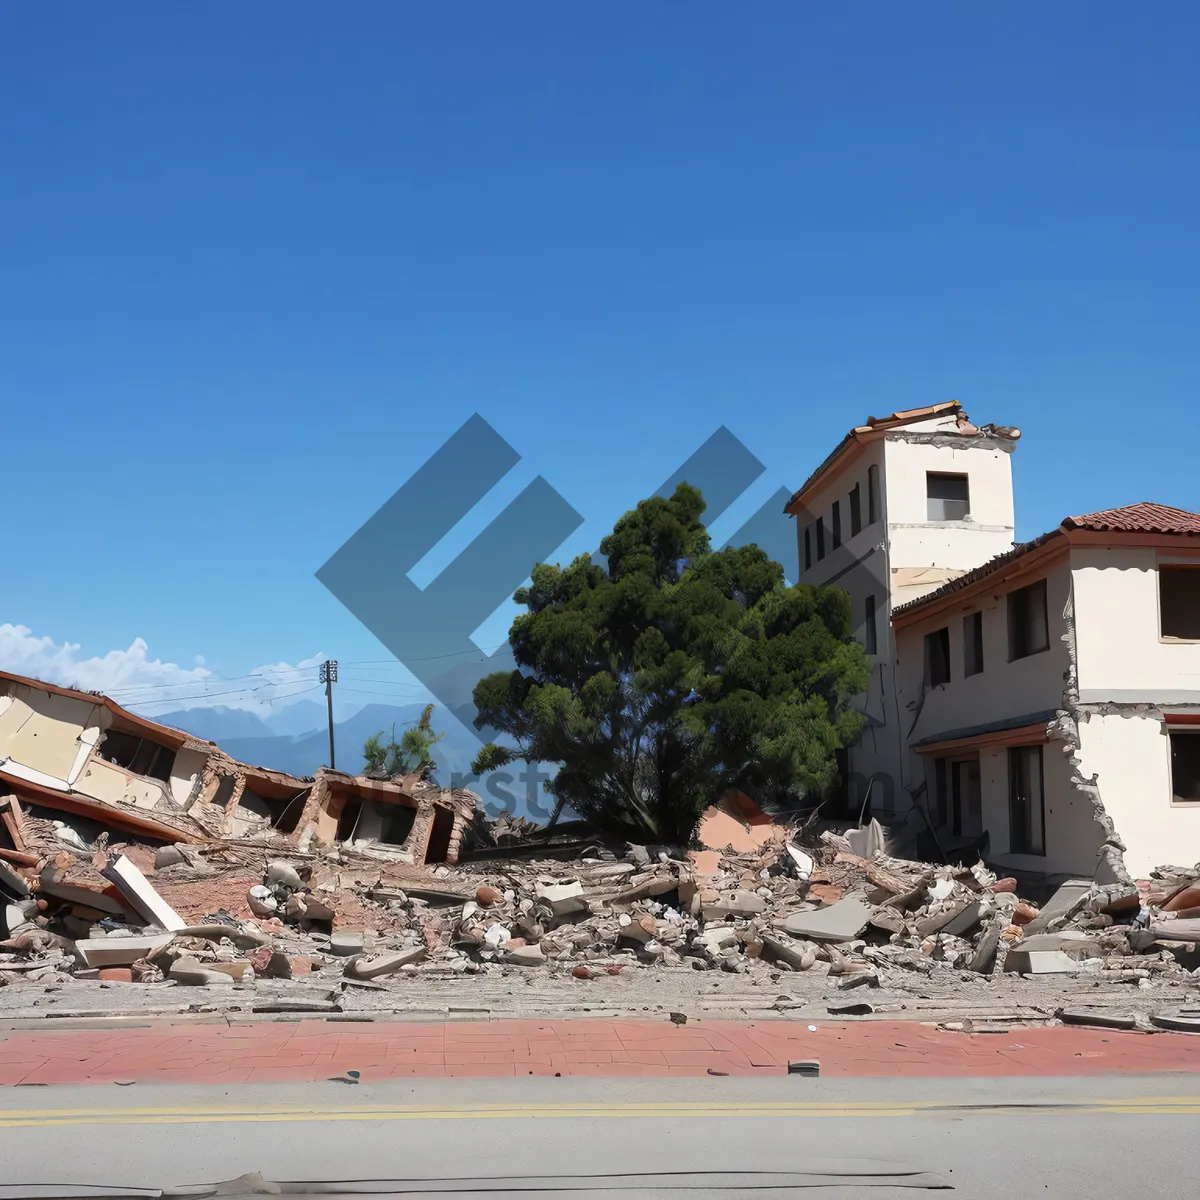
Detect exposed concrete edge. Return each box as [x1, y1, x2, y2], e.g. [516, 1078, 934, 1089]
[1049, 588, 1131, 887]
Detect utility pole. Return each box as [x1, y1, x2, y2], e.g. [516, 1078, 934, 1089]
[319, 660, 338, 770]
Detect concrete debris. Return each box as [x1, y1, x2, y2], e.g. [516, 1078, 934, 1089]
[0, 778, 1198, 1020]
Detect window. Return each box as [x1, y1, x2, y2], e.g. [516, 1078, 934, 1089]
[924, 626, 951, 687]
[926, 472, 970, 521]
[1161, 566, 1200, 640]
[803, 527, 812, 572]
[935, 755, 983, 837]
[963, 611, 984, 676]
[1008, 579, 1050, 660]
[864, 594, 878, 655]
[816, 517, 826, 561]
[849, 484, 863, 537]
[831, 501, 842, 549]
[1170, 732, 1200, 804]
[1008, 745, 1045, 855]
[867, 464, 880, 524]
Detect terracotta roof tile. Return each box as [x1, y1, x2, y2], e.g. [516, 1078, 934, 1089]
[1062, 502, 1200, 536]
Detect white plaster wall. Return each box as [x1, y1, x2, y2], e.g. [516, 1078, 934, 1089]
[169, 747, 210, 808]
[883, 438, 1016, 576]
[74, 756, 172, 811]
[974, 740, 1105, 877]
[0, 687, 106, 782]
[1072, 547, 1200, 703]
[898, 556, 1071, 747]
[1076, 712, 1200, 876]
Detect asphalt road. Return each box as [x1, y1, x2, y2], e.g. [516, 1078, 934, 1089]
[1, 1075, 1196, 1197]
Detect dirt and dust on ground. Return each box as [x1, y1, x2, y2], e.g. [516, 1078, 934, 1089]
[3, 800, 1200, 1034]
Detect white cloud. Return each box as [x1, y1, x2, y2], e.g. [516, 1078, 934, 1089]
[0, 624, 325, 716]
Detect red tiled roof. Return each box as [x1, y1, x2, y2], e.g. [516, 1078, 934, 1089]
[892, 501, 1200, 623]
[1063, 502, 1200, 536]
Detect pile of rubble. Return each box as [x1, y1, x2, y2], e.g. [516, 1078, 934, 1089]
[4, 810, 1200, 1017]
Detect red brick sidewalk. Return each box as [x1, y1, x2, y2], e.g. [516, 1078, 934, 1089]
[2, 1019, 1199, 1086]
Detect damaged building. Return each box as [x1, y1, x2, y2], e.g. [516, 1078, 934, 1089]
[0, 670, 474, 866]
[786, 404, 1200, 881]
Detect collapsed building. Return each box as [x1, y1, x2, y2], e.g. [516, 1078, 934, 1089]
[0, 670, 474, 865]
[786, 402, 1200, 882]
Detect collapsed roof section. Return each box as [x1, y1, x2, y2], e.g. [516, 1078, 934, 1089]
[0, 669, 477, 866]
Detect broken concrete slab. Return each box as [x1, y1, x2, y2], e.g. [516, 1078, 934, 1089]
[701, 891, 766, 920]
[169, 957, 237, 986]
[102, 855, 186, 931]
[1150, 918, 1200, 943]
[39, 866, 128, 915]
[941, 901, 988, 939]
[343, 946, 426, 979]
[179, 924, 272, 948]
[200, 960, 255, 982]
[329, 932, 366, 957]
[504, 944, 546, 966]
[1023, 881, 1093, 934]
[1017, 931, 1099, 957]
[75, 933, 175, 969]
[535, 880, 589, 918]
[1058, 1007, 1138, 1030]
[1004, 948, 1083, 974]
[777, 893, 871, 942]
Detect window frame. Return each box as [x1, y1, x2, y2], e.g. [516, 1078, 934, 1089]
[925, 471, 971, 522]
[1169, 728, 1200, 806]
[816, 517, 826, 561]
[867, 464, 880, 525]
[831, 500, 842, 549]
[1159, 563, 1200, 642]
[924, 626, 951, 688]
[803, 526, 812, 572]
[1007, 578, 1050, 661]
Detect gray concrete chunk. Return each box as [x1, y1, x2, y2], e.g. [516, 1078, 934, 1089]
[1003, 948, 1082, 974]
[777, 893, 872, 942]
[1023, 881, 1093, 933]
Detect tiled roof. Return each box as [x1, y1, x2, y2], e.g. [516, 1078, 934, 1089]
[892, 501, 1200, 622]
[1062, 502, 1200, 536]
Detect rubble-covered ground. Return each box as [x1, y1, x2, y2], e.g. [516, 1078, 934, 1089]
[3, 815, 1200, 1032]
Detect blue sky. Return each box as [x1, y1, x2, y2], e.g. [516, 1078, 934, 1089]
[2, 3, 1197, 725]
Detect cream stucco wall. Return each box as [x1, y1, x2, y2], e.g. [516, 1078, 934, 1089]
[898, 556, 1071, 748]
[882, 438, 1016, 580]
[74, 755, 174, 811]
[1076, 712, 1200, 876]
[1072, 547, 1200, 703]
[169, 747, 210, 808]
[0, 686, 107, 782]
[974, 739, 1106, 877]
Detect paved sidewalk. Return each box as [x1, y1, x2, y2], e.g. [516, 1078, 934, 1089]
[2, 1018, 1200, 1085]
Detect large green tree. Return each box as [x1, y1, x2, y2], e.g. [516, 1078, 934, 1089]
[471, 484, 869, 844]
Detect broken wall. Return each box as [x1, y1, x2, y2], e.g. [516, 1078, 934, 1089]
[1075, 712, 1200, 877]
[0, 685, 107, 786]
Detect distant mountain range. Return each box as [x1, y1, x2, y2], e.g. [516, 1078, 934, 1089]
[154, 702, 482, 788]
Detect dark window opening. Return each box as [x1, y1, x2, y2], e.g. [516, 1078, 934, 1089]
[425, 805, 455, 864]
[1008, 579, 1050, 660]
[924, 627, 951, 687]
[1161, 566, 1200, 640]
[963, 611, 984, 676]
[101, 730, 175, 783]
[816, 517, 826, 561]
[1170, 732, 1200, 803]
[831, 501, 842, 549]
[926, 472, 970, 521]
[934, 758, 948, 828]
[1008, 744, 1045, 855]
[803, 527, 812, 572]
[336, 797, 364, 841]
[211, 775, 235, 808]
[864, 594, 878, 655]
[379, 803, 417, 846]
[849, 484, 862, 537]
[867, 465, 880, 524]
[236, 785, 306, 832]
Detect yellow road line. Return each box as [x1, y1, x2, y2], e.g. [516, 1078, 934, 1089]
[0, 1098, 1197, 1127]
